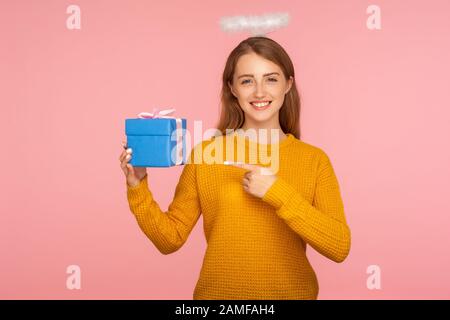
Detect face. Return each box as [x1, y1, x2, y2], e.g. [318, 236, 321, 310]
[228, 52, 293, 127]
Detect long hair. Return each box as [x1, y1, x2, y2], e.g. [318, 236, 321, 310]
[216, 36, 301, 139]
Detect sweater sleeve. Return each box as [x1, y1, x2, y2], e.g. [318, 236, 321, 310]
[261, 151, 351, 263]
[126, 149, 201, 255]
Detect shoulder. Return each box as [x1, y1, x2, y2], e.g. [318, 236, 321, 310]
[293, 139, 334, 171]
[292, 138, 328, 158]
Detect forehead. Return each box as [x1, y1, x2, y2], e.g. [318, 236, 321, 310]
[235, 52, 282, 75]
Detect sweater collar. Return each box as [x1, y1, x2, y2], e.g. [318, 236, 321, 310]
[233, 131, 295, 150]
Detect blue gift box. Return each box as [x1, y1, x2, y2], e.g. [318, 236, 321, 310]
[125, 118, 187, 167]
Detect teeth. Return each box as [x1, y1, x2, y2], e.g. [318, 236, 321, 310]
[251, 101, 270, 107]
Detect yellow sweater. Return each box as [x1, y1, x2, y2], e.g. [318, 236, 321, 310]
[126, 133, 351, 300]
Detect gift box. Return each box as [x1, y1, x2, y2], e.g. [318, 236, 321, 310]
[125, 109, 187, 167]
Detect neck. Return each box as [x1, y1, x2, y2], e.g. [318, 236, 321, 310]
[240, 115, 287, 144]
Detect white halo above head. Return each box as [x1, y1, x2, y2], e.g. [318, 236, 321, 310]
[219, 12, 290, 37]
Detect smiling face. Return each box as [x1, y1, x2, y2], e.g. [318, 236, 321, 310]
[228, 51, 293, 129]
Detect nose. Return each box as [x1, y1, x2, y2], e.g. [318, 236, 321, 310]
[254, 80, 266, 98]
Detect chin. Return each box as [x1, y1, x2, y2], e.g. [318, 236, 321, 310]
[245, 110, 279, 123]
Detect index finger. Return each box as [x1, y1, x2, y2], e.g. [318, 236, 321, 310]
[224, 161, 275, 176]
[224, 161, 259, 172]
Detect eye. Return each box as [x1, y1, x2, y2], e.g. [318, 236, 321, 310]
[240, 77, 278, 85]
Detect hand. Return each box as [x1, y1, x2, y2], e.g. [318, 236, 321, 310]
[119, 141, 147, 187]
[225, 161, 278, 199]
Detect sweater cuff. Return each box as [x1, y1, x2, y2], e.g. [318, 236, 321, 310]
[262, 176, 297, 210]
[126, 174, 150, 201]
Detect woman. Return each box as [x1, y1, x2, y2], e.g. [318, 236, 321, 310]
[119, 36, 351, 300]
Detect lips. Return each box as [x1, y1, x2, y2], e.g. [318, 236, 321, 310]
[250, 101, 272, 111]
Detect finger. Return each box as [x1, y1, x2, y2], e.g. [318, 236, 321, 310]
[224, 161, 260, 172]
[242, 177, 250, 186]
[244, 171, 253, 180]
[121, 157, 136, 177]
[120, 153, 132, 171]
[120, 154, 128, 175]
[121, 163, 128, 176]
[119, 148, 132, 162]
[120, 156, 129, 172]
[126, 163, 135, 176]
[259, 167, 275, 176]
[119, 150, 127, 162]
[119, 151, 126, 162]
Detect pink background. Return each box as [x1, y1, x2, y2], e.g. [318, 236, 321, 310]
[1, 0, 449, 299]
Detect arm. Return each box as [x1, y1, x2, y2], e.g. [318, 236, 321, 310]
[126, 151, 201, 255]
[262, 151, 351, 263]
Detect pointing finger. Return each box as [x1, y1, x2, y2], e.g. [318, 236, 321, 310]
[224, 161, 260, 172]
[224, 161, 274, 176]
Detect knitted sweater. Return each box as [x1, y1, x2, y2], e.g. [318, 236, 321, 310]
[126, 133, 351, 300]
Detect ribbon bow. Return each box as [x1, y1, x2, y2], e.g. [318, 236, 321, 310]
[136, 107, 184, 165]
[138, 108, 176, 119]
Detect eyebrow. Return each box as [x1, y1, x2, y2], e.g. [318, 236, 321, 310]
[237, 72, 280, 79]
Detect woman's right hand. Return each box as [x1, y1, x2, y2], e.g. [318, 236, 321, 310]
[120, 141, 147, 187]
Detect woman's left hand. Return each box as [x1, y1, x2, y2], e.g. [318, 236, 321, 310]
[225, 161, 278, 199]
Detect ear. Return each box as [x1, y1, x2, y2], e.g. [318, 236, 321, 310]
[228, 81, 237, 98]
[284, 76, 294, 95]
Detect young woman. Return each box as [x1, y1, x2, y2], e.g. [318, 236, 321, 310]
[119, 36, 351, 300]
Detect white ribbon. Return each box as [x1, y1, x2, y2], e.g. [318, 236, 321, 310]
[137, 108, 183, 165]
[137, 108, 176, 119]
